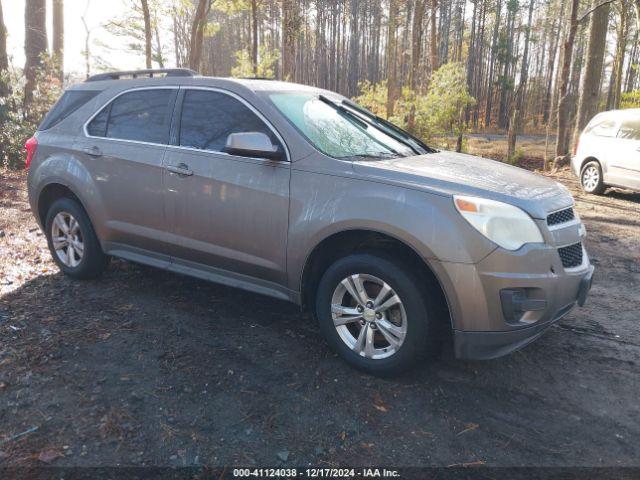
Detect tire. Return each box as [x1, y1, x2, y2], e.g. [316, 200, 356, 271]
[315, 253, 439, 376]
[44, 197, 109, 279]
[580, 161, 605, 195]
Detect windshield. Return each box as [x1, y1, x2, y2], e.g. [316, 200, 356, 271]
[268, 92, 415, 159]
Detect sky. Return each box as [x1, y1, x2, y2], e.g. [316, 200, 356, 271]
[4, 0, 158, 76]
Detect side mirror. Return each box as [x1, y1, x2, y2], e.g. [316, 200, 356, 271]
[224, 132, 283, 161]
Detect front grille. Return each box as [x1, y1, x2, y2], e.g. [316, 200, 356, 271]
[558, 242, 583, 268]
[547, 207, 575, 226]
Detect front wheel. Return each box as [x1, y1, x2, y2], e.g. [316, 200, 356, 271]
[315, 254, 439, 376]
[580, 161, 605, 194]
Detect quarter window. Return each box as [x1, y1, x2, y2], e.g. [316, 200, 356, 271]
[617, 117, 640, 140]
[584, 117, 617, 138]
[87, 89, 175, 144]
[178, 90, 281, 154]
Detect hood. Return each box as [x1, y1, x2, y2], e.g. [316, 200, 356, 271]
[352, 150, 574, 219]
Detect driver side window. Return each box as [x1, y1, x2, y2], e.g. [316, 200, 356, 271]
[178, 90, 282, 154]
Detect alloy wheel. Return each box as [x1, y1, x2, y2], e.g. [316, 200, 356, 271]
[330, 274, 407, 359]
[51, 211, 84, 267]
[582, 166, 600, 192]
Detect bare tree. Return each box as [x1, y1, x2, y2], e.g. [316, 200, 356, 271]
[188, 0, 213, 71]
[282, 0, 299, 80]
[386, 0, 399, 117]
[53, 0, 64, 82]
[347, 0, 360, 96]
[24, 0, 48, 107]
[555, 0, 580, 159]
[507, 0, 535, 160]
[408, 0, 426, 131]
[251, 0, 258, 75]
[572, 0, 611, 151]
[0, 0, 8, 96]
[141, 0, 152, 69]
[429, 0, 438, 72]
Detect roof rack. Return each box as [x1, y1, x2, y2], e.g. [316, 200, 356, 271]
[86, 68, 197, 82]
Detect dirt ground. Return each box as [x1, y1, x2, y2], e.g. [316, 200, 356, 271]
[0, 166, 639, 470]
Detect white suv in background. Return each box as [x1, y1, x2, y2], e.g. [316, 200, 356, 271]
[572, 109, 640, 194]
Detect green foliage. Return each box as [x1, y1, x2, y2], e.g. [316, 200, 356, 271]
[0, 58, 62, 170]
[620, 89, 640, 109]
[230, 46, 280, 79]
[352, 80, 389, 117]
[508, 147, 525, 165]
[354, 62, 475, 145]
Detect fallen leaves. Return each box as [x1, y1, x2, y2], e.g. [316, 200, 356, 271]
[457, 423, 479, 435]
[37, 449, 62, 463]
[372, 392, 390, 412]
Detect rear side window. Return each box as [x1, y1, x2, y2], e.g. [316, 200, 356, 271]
[178, 89, 280, 153]
[584, 117, 617, 137]
[87, 89, 175, 144]
[617, 117, 640, 140]
[38, 90, 100, 130]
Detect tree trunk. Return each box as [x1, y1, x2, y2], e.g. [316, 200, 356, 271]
[52, 0, 64, 82]
[141, 0, 152, 69]
[607, 4, 628, 110]
[188, 0, 212, 71]
[0, 0, 8, 96]
[347, 0, 359, 96]
[555, 0, 580, 158]
[572, 0, 610, 152]
[407, 0, 425, 132]
[386, 0, 398, 117]
[251, 0, 258, 75]
[429, 0, 438, 72]
[507, 0, 534, 161]
[24, 0, 47, 108]
[282, 0, 298, 80]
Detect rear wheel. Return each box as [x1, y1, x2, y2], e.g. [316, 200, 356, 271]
[315, 253, 439, 376]
[580, 161, 605, 194]
[45, 197, 109, 279]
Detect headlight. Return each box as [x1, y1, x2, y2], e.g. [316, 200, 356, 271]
[453, 195, 544, 251]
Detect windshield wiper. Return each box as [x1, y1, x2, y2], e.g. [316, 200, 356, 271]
[317, 95, 400, 155]
[341, 98, 438, 154]
[341, 152, 401, 161]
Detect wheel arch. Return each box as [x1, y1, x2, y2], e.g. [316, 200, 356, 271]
[579, 156, 602, 174]
[37, 182, 86, 228]
[300, 229, 453, 330]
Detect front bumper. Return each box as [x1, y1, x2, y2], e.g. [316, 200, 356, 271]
[454, 266, 593, 359]
[432, 239, 594, 360]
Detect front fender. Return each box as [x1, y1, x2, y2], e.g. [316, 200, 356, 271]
[286, 170, 497, 292]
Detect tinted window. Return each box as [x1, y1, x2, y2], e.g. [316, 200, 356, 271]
[179, 90, 280, 153]
[87, 89, 175, 144]
[584, 117, 617, 137]
[39, 90, 100, 130]
[617, 117, 640, 140]
[87, 108, 108, 137]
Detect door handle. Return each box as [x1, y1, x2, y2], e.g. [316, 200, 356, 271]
[82, 145, 102, 157]
[166, 163, 193, 176]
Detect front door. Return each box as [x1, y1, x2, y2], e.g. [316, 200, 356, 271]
[163, 88, 290, 287]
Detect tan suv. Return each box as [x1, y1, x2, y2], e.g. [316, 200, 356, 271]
[26, 69, 593, 375]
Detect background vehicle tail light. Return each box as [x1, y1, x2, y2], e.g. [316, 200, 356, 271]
[25, 136, 38, 169]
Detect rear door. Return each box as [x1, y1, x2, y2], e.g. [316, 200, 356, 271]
[612, 115, 640, 190]
[75, 87, 178, 262]
[162, 87, 291, 287]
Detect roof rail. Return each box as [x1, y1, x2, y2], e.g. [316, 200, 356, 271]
[85, 68, 197, 82]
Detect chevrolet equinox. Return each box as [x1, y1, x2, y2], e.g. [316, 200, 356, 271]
[26, 69, 594, 375]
